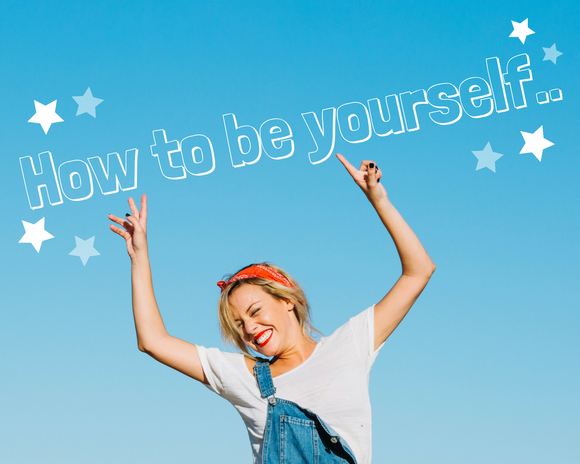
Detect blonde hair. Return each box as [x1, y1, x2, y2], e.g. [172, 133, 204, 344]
[218, 263, 315, 357]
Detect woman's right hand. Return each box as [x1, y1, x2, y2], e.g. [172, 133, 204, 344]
[108, 194, 148, 260]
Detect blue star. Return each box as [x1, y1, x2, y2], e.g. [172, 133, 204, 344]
[69, 236, 100, 266]
[472, 142, 503, 173]
[72, 87, 103, 117]
[543, 44, 563, 64]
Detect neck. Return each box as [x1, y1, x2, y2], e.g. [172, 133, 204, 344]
[272, 333, 317, 367]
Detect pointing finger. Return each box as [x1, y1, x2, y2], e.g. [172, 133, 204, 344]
[336, 153, 360, 179]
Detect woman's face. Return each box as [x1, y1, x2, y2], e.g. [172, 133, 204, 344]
[228, 284, 299, 357]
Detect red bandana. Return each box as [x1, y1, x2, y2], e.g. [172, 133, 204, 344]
[217, 265, 293, 292]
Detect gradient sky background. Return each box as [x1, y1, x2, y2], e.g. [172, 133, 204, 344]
[1, 1, 578, 463]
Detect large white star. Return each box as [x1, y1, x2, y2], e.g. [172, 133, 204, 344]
[73, 87, 103, 117]
[472, 142, 503, 173]
[520, 126, 554, 161]
[69, 236, 100, 266]
[543, 44, 563, 64]
[509, 18, 535, 44]
[28, 100, 64, 134]
[19, 218, 54, 252]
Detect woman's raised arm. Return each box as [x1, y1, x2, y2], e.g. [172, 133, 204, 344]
[109, 194, 207, 384]
[336, 154, 436, 350]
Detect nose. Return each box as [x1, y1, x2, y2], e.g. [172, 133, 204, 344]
[243, 322, 259, 339]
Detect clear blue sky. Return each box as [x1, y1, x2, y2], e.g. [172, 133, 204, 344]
[1, 1, 578, 463]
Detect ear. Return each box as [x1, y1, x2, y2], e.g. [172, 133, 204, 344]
[283, 299, 295, 312]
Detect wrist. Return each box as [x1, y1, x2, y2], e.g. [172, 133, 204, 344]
[130, 249, 150, 267]
[369, 193, 391, 209]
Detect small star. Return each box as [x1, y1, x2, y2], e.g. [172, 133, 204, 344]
[28, 100, 63, 134]
[72, 87, 103, 117]
[69, 236, 100, 266]
[543, 44, 563, 64]
[509, 18, 535, 44]
[472, 142, 504, 173]
[520, 126, 554, 161]
[19, 218, 54, 252]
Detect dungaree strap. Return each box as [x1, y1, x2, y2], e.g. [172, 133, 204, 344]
[253, 358, 276, 399]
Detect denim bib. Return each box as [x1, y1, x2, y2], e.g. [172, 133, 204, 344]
[254, 358, 357, 464]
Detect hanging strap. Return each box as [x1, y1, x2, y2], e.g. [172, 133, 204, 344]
[253, 358, 277, 403]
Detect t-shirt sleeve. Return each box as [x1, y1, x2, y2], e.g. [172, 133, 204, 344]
[196, 345, 231, 396]
[347, 305, 385, 368]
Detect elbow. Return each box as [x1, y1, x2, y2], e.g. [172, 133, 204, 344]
[137, 334, 167, 355]
[423, 262, 436, 281]
[137, 338, 154, 354]
[427, 261, 436, 277]
[407, 262, 435, 281]
[138, 343, 157, 357]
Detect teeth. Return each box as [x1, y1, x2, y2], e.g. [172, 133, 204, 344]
[256, 330, 272, 345]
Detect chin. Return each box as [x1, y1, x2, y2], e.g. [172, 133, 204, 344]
[255, 343, 277, 358]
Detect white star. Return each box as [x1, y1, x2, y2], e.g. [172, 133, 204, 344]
[72, 87, 104, 117]
[69, 236, 100, 266]
[28, 100, 64, 134]
[509, 18, 535, 44]
[472, 142, 504, 173]
[19, 218, 54, 252]
[543, 44, 563, 64]
[520, 126, 554, 161]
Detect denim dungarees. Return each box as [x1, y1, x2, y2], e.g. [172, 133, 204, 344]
[254, 358, 358, 464]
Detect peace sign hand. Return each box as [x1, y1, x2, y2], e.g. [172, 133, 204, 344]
[108, 194, 149, 260]
[336, 153, 388, 205]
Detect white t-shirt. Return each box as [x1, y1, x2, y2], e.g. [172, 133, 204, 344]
[197, 306, 383, 464]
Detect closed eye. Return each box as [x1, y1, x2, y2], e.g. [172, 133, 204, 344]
[251, 308, 261, 316]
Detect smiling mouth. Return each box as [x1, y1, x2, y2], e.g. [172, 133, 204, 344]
[254, 329, 273, 347]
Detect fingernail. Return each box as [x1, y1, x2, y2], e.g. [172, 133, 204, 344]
[369, 162, 375, 169]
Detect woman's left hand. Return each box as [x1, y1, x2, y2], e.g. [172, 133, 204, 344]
[336, 153, 388, 205]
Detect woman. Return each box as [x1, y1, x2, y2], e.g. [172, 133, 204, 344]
[109, 154, 435, 463]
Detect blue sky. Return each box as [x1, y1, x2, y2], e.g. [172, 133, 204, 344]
[1, 1, 578, 463]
